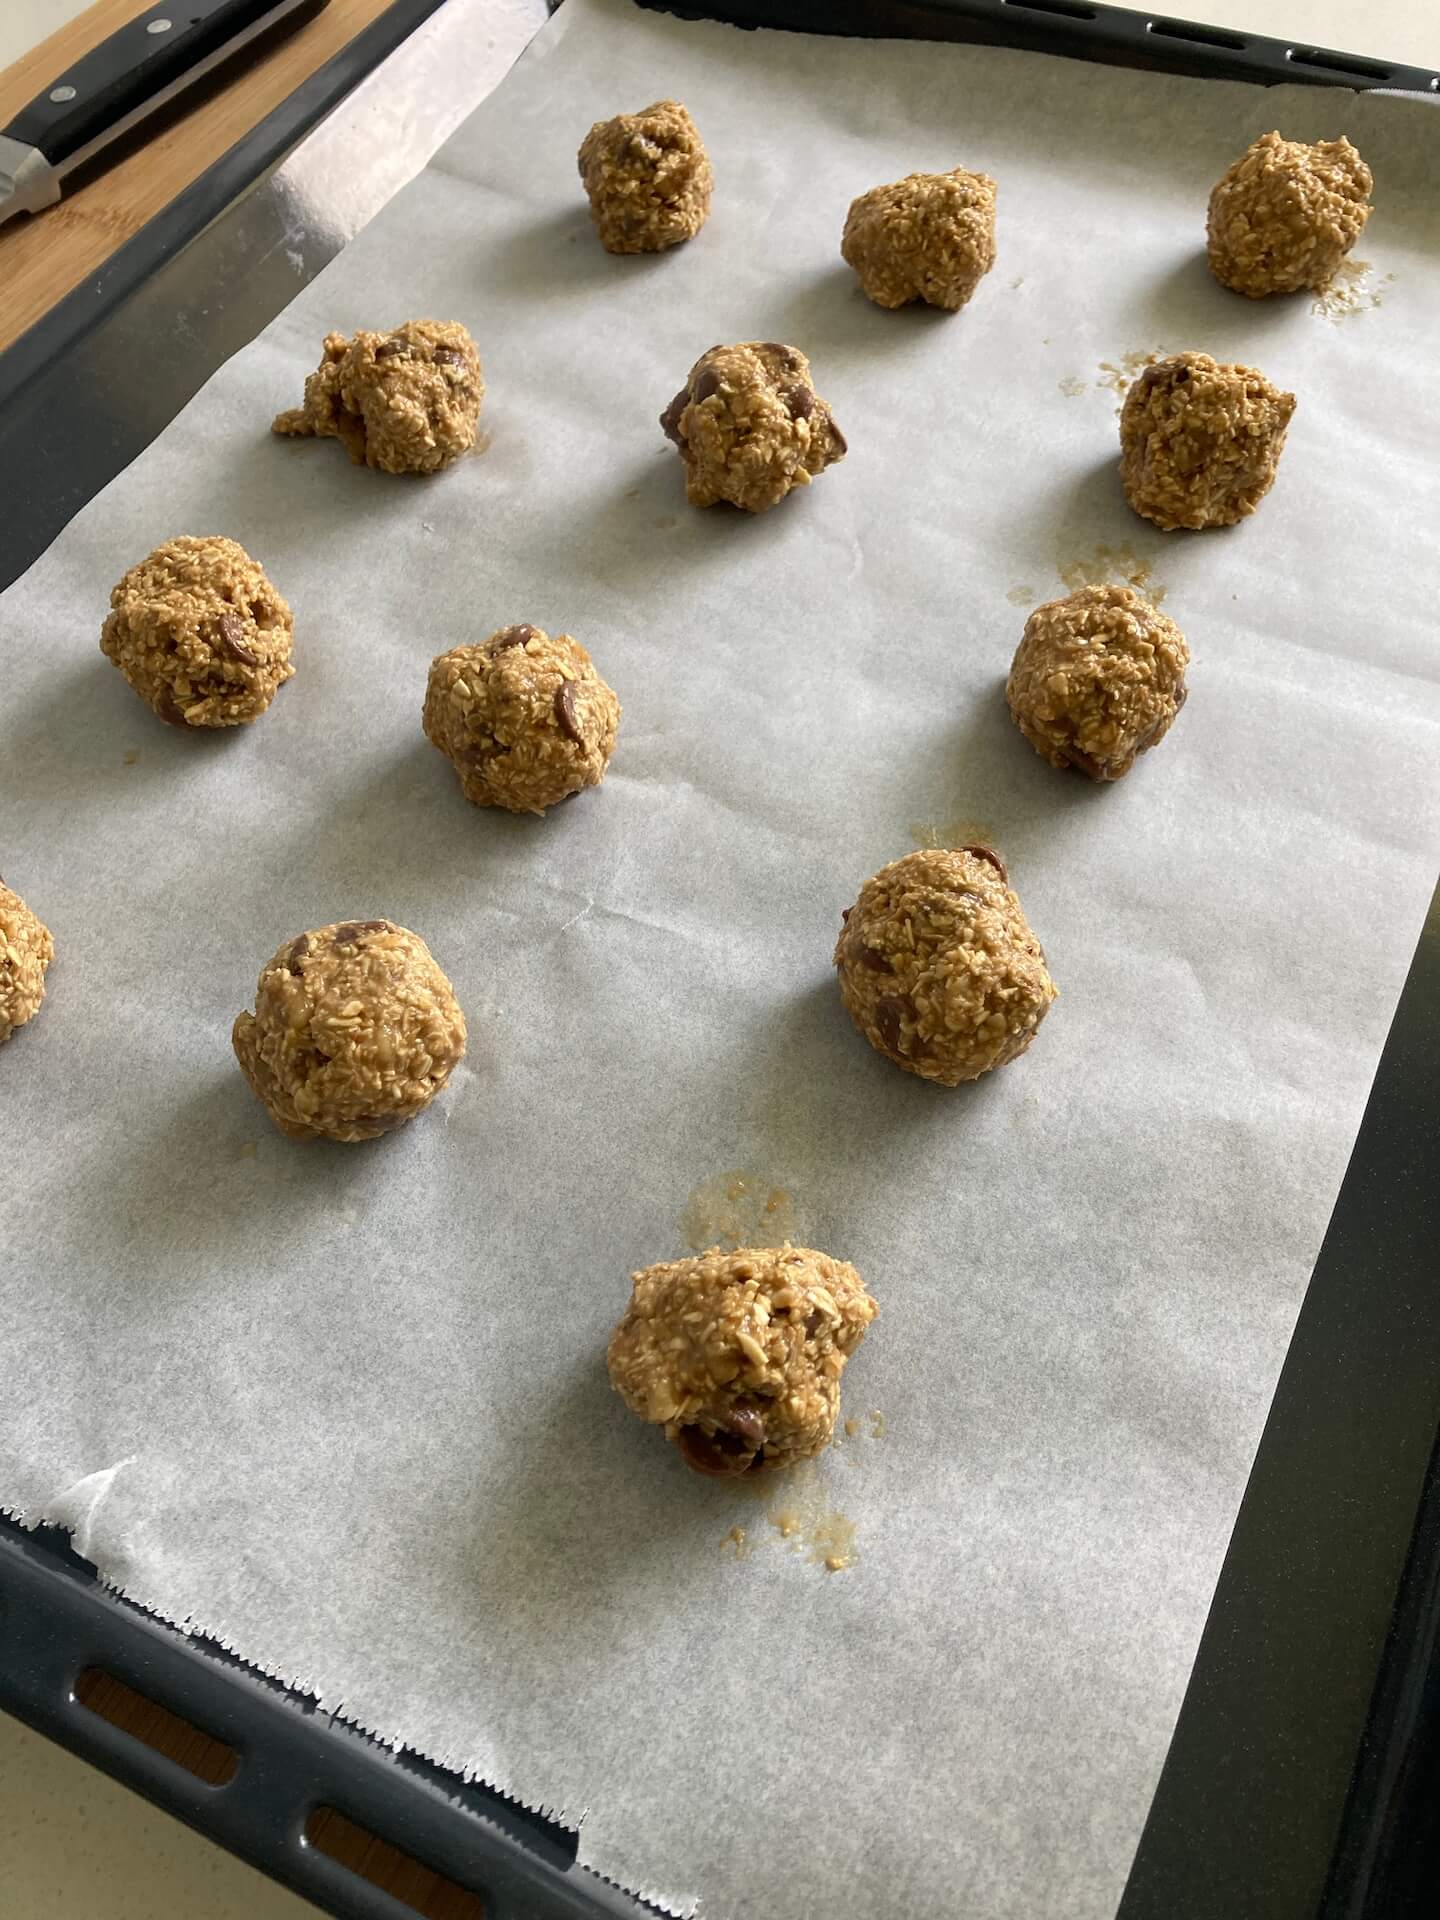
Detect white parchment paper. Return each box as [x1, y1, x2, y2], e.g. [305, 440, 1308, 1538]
[3, 3, 1439, 1913]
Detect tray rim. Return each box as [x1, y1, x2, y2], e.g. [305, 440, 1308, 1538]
[3, 4, 1437, 1917]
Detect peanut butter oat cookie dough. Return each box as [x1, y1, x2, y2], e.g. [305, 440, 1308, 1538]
[101, 536, 294, 728]
[841, 167, 997, 310]
[660, 341, 846, 513]
[1007, 584, 1189, 782]
[608, 1245, 877, 1477]
[578, 99, 713, 255]
[233, 920, 466, 1143]
[272, 320, 483, 475]
[836, 847, 1055, 1085]
[1120, 351, 1295, 532]
[0, 881, 53, 1046]
[1207, 131, 1372, 298]
[424, 625, 620, 815]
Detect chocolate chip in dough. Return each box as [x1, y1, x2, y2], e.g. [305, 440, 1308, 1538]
[677, 1423, 758, 1477]
[874, 996, 909, 1055]
[217, 614, 256, 665]
[659, 388, 689, 444]
[963, 844, 1008, 883]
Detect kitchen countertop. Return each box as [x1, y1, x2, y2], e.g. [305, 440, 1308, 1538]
[0, 0, 439, 357]
[1, 0, 1435, 1914]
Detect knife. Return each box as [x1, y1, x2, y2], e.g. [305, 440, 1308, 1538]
[0, 0, 323, 229]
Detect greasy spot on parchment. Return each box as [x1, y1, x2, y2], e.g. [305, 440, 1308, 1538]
[1006, 584, 1036, 608]
[765, 1462, 860, 1573]
[1058, 375, 1087, 398]
[1096, 348, 1160, 407]
[813, 1513, 858, 1572]
[908, 817, 1001, 855]
[1312, 259, 1394, 322]
[1056, 543, 1167, 607]
[720, 1463, 866, 1574]
[680, 1168, 798, 1253]
[835, 1409, 887, 1457]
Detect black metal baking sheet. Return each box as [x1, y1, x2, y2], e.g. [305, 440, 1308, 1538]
[2, 4, 1437, 1917]
[637, 0, 1440, 89]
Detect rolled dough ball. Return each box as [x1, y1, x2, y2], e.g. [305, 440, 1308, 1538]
[660, 341, 846, 513]
[0, 881, 54, 1046]
[836, 847, 1055, 1085]
[608, 1244, 877, 1476]
[232, 919, 466, 1143]
[1207, 131, 1372, 298]
[841, 166, 997, 310]
[101, 536, 294, 728]
[272, 320, 483, 474]
[423, 625, 620, 815]
[1119, 351, 1296, 532]
[578, 99, 713, 254]
[1007, 584, 1189, 782]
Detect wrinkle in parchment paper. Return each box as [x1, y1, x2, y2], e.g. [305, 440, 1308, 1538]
[2, 3, 1439, 1915]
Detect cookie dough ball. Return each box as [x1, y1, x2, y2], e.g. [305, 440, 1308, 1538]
[1007, 584, 1189, 782]
[0, 881, 54, 1046]
[272, 320, 483, 475]
[101, 536, 294, 728]
[1119, 351, 1296, 532]
[608, 1245, 877, 1476]
[841, 166, 997, 310]
[660, 341, 846, 513]
[1207, 131, 1372, 298]
[578, 99, 713, 255]
[232, 919, 465, 1143]
[836, 847, 1055, 1085]
[423, 625, 620, 815]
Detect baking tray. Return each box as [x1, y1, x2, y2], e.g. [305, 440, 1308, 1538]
[2, 4, 1437, 1916]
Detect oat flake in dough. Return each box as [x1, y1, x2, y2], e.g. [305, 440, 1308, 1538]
[578, 99, 713, 254]
[0, 881, 54, 1046]
[232, 920, 466, 1144]
[836, 847, 1056, 1085]
[1119, 350, 1296, 532]
[1007, 583, 1189, 781]
[660, 340, 846, 513]
[100, 535, 294, 728]
[1207, 130, 1372, 298]
[841, 166, 997, 310]
[272, 320, 483, 475]
[608, 1245, 877, 1476]
[423, 625, 620, 815]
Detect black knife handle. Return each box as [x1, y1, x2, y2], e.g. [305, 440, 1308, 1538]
[5, 0, 298, 168]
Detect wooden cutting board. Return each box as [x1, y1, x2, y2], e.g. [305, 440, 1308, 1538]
[0, 0, 403, 356]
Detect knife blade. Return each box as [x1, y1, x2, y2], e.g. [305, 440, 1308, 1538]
[0, 0, 324, 229]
